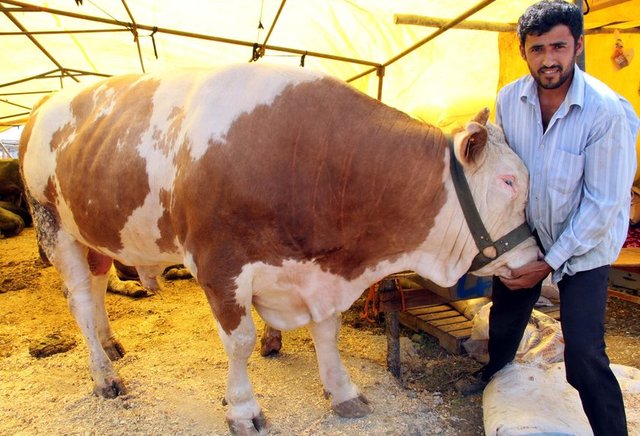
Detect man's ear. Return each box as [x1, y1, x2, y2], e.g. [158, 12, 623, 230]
[519, 44, 526, 61]
[575, 35, 584, 57]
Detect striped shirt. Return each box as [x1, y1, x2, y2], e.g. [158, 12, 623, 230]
[496, 67, 640, 282]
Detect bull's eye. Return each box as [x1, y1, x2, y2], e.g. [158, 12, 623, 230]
[505, 179, 513, 187]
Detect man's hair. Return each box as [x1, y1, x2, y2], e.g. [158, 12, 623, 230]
[517, 0, 583, 46]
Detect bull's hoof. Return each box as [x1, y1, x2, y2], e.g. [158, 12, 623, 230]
[93, 376, 127, 399]
[226, 411, 269, 436]
[163, 266, 192, 280]
[332, 394, 372, 418]
[103, 339, 126, 361]
[107, 279, 154, 299]
[259, 326, 282, 357]
[259, 336, 282, 357]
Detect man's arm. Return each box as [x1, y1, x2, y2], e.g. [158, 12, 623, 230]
[544, 113, 637, 272]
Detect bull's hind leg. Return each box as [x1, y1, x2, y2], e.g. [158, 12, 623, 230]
[31, 201, 125, 398]
[89, 267, 126, 361]
[309, 313, 373, 417]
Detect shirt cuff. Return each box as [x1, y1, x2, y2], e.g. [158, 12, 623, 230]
[544, 244, 572, 272]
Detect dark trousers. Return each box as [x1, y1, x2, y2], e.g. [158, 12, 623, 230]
[484, 266, 627, 436]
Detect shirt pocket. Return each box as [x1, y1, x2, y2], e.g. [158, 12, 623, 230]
[548, 148, 585, 195]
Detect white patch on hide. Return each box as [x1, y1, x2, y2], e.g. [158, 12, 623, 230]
[242, 253, 424, 331]
[22, 91, 77, 201]
[118, 192, 181, 264]
[169, 63, 326, 160]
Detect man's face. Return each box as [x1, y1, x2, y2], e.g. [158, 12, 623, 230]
[520, 24, 584, 90]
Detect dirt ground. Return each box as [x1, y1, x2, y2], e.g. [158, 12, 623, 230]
[1, 228, 639, 435]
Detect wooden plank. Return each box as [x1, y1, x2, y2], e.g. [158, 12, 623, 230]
[449, 327, 473, 338]
[609, 289, 640, 305]
[415, 318, 462, 353]
[419, 310, 459, 321]
[398, 311, 419, 331]
[408, 304, 451, 316]
[429, 315, 468, 327]
[401, 305, 471, 354]
[379, 289, 448, 312]
[613, 247, 640, 267]
[439, 320, 473, 333]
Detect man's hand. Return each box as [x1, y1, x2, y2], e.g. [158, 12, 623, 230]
[500, 260, 552, 290]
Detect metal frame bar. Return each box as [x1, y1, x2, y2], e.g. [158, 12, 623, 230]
[348, 0, 496, 84]
[0, 28, 128, 35]
[121, 0, 145, 73]
[0, 97, 31, 109]
[0, 0, 380, 68]
[258, 0, 287, 59]
[0, 139, 13, 158]
[2, 7, 79, 83]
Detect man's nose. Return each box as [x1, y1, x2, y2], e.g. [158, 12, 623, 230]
[541, 48, 555, 67]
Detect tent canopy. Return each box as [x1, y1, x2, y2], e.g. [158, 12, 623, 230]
[1, 0, 638, 133]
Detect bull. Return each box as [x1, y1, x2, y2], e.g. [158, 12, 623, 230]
[20, 63, 538, 435]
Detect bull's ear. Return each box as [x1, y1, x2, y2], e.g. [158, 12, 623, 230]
[452, 119, 488, 168]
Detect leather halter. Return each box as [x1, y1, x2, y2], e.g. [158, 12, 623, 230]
[447, 136, 532, 272]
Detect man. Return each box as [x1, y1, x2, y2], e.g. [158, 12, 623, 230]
[457, 1, 639, 435]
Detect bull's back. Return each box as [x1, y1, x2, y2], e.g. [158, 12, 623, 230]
[21, 64, 446, 274]
[19, 65, 332, 261]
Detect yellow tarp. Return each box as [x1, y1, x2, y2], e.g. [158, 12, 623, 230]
[1, 0, 638, 174]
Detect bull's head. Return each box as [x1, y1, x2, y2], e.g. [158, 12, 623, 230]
[449, 108, 539, 277]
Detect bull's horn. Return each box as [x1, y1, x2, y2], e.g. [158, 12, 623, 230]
[472, 108, 490, 126]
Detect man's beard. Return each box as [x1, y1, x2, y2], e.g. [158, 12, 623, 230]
[530, 55, 576, 90]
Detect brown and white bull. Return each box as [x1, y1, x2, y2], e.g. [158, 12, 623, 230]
[20, 63, 538, 434]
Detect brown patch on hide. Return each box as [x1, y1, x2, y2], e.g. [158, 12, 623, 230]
[156, 188, 177, 253]
[154, 106, 185, 156]
[171, 76, 448, 334]
[50, 124, 75, 152]
[54, 75, 159, 252]
[44, 177, 58, 206]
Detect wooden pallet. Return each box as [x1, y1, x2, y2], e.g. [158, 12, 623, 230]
[398, 304, 473, 354]
[398, 302, 561, 355]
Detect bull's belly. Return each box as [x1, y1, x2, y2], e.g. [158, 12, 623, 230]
[59, 216, 184, 268]
[247, 260, 370, 331]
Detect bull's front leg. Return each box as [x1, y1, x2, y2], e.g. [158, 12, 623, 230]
[309, 313, 373, 417]
[213, 304, 268, 435]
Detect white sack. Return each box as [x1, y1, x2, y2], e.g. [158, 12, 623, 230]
[483, 362, 640, 436]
